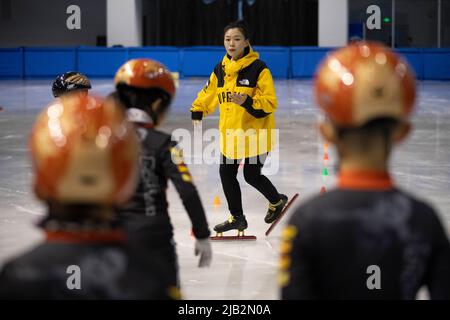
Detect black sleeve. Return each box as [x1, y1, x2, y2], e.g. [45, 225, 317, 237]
[425, 210, 450, 299]
[159, 139, 211, 239]
[240, 95, 271, 119]
[281, 210, 318, 299]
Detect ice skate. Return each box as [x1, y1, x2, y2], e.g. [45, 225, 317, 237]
[211, 215, 256, 241]
[265, 193, 299, 236]
[265, 194, 289, 224]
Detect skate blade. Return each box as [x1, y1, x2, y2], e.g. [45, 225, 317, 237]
[265, 193, 299, 237]
[211, 230, 256, 241]
[210, 235, 257, 241]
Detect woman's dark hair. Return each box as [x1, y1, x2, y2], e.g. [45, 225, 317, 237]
[224, 20, 250, 39]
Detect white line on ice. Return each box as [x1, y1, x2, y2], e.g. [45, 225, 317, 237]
[13, 205, 43, 216]
[0, 187, 29, 195]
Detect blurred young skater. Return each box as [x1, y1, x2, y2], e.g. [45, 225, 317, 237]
[280, 41, 450, 299]
[0, 94, 177, 299]
[113, 58, 212, 288]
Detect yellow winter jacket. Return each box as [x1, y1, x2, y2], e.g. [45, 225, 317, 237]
[191, 46, 277, 159]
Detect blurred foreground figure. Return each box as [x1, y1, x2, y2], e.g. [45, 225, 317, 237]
[112, 58, 212, 289]
[0, 95, 178, 299]
[280, 42, 450, 300]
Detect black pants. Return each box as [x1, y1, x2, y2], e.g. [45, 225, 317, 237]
[125, 218, 179, 288]
[220, 153, 280, 217]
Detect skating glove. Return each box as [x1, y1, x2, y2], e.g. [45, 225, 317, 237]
[191, 111, 203, 121]
[194, 238, 212, 268]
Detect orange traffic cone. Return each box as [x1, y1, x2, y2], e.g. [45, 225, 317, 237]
[320, 186, 326, 194]
[213, 195, 221, 206]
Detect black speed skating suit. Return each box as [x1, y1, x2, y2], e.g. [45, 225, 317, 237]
[0, 219, 176, 299]
[119, 126, 210, 286]
[281, 172, 450, 299]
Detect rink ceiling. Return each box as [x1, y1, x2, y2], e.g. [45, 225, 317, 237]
[0, 79, 449, 299]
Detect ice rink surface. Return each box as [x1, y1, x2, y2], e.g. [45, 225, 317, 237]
[1, 79, 449, 299]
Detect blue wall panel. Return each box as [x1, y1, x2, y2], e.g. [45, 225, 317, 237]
[24, 48, 76, 78]
[1, 46, 450, 80]
[253, 46, 290, 78]
[78, 47, 128, 77]
[0, 48, 23, 78]
[396, 49, 424, 80]
[422, 49, 450, 80]
[291, 47, 332, 78]
[182, 47, 225, 77]
[129, 47, 180, 72]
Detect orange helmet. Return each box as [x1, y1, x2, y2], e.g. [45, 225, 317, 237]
[30, 95, 139, 205]
[114, 58, 175, 100]
[114, 59, 176, 125]
[314, 41, 416, 127]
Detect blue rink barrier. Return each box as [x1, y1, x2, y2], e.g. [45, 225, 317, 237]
[0, 46, 449, 80]
[78, 47, 128, 77]
[24, 48, 76, 78]
[253, 46, 290, 78]
[291, 47, 332, 78]
[128, 46, 181, 73]
[0, 48, 24, 79]
[396, 49, 424, 80]
[182, 46, 224, 77]
[422, 49, 450, 80]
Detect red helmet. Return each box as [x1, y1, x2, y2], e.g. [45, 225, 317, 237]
[314, 41, 416, 127]
[30, 95, 139, 205]
[114, 58, 175, 100]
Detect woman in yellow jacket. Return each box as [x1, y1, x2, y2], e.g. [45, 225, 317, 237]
[190, 21, 287, 234]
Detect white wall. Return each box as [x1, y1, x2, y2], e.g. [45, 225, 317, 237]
[0, 0, 106, 47]
[107, 0, 142, 47]
[319, 0, 348, 47]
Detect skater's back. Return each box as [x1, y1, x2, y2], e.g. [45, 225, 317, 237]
[0, 229, 174, 299]
[283, 187, 450, 299]
[280, 41, 450, 300]
[120, 127, 209, 242]
[112, 59, 212, 288]
[0, 96, 176, 299]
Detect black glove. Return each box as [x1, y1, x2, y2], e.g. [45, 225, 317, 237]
[191, 111, 203, 121]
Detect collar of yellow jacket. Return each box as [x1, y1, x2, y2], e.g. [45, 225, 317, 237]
[222, 45, 259, 75]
